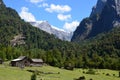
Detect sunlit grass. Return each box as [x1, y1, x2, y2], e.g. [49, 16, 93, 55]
[0, 64, 120, 80]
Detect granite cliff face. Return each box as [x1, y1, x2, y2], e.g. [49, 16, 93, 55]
[71, 18, 93, 41]
[90, 0, 107, 17]
[0, 0, 4, 5]
[0, 0, 5, 8]
[72, 0, 120, 42]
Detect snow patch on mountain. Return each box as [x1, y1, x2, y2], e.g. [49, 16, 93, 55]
[29, 21, 72, 41]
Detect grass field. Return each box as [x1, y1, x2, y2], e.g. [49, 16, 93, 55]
[0, 64, 120, 80]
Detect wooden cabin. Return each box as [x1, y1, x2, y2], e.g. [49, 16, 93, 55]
[30, 59, 43, 67]
[11, 56, 43, 67]
[0, 58, 3, 64]
[11, 56, 31, 67]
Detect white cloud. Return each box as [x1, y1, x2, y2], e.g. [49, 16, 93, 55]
[45, 4, 71, 13]
[29, 0, 44, 4]
[63, 21, 79, 32]
[19, 7, 36, 22]
[39, 3, 49, 7]
[57, 14, 71, 21]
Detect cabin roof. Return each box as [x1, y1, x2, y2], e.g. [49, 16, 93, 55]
[32, 59, 43, 63]
[11, 59, 21, 61]
[11, 56, 43, 63]
[11, 56, 26, 62]
[18, 56, 26, 60]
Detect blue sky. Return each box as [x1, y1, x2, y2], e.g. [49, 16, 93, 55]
[3, 0, 97, 32]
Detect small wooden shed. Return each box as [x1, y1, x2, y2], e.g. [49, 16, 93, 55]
[11, 56, 31, 67]
[30, 59, 43, 67]
[11, 56, 44, 67]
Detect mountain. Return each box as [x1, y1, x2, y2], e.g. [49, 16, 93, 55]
[71, 0, 120, 42]
[30, 21, 72, 41]
[90, 0, 107, 17]
[0, 0, 78, 68]
[0, 0, 120, 70]
[0, 0, 66, 49]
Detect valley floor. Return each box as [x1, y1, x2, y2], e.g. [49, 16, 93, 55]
[0, 63, 120, 80]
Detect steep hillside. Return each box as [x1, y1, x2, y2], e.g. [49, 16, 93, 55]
[0, 0, 64, 50]
[72, 0, 120, 42]
[0, 0, 80, 68]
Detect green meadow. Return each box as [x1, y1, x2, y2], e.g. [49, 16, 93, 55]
[0, 64, 120, 80]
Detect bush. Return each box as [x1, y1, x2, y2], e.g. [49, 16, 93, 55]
[31, 73, 36, 80]
[106, 73, 110, 76]
[75, 76, 86, 80]
[113, 74, 115, 76]
[89, 79, 93, 80]
[83, 71, 85, 73]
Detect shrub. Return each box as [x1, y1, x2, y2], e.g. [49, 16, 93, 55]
[31, 73, 36, 80]
[83, 71, 85, 74]
[113, 74, 115, 76]
[75, 76, 86, 80]
[89, 78, 93, 80]
[106, 73, 110, 76]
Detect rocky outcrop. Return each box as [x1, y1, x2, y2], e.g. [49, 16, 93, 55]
[10, 34, 26, 46]
[71, 18, 93, 41]
[72, 0, 120, 42]
[0, 0, 3, 5]
[0, 0, 5, 7]
[90, 0, 107, 17]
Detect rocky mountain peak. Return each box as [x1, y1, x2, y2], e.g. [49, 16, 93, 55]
[30, 21, 53, 34]
[0, 0, 3, 4]
[30, 21, 72, 41]
[109, 0, 120, 15]
[90, 0, 107, 17]
[0, 0, 5, 7]
[72, 0, 120, 42]
[91, 0, 120, 17]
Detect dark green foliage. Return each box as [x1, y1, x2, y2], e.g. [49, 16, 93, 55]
[31, 73, 36, 80]
[106, 73, 110, 76]
[75, 76, 86, 80]
[113, 74, 115, 76]
[83, 71, 85, 74]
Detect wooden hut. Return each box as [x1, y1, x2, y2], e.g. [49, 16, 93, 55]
[11, 56, 31, 67]
[11, 56, 44, 67]
[30, 59, 43, 67]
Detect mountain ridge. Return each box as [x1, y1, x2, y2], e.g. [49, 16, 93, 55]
[30, 21, 72, 41]
[71, 0, 120, 42]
